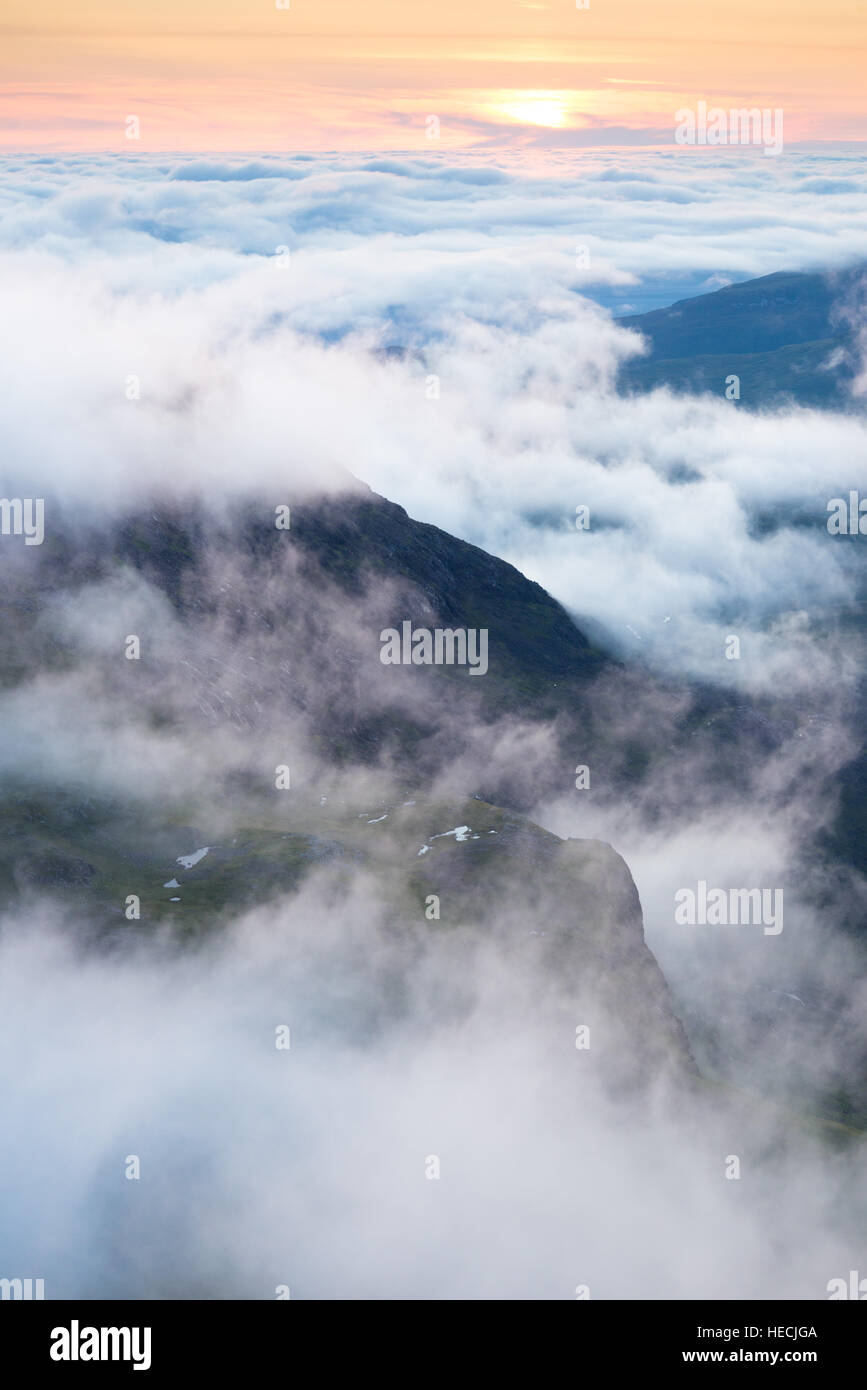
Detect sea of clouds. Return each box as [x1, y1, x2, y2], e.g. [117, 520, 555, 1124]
[1, 147, 866, 684]
[1, 147, 866, 1298]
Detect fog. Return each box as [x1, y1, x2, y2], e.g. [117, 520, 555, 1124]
[1, 149, 865, 1299]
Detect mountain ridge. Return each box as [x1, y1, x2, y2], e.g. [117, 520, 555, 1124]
[615, 266, 866, 409]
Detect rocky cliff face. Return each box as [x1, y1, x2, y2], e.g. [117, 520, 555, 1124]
[17, 479, 862, 1112]
[408, 806, 698, 1091]
[0, 479, 702, 1091]
[0, 784, 698, 1092]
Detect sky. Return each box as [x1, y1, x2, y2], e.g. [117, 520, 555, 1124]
[2, 0, 866, 151]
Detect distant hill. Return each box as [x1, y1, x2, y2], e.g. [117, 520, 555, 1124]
[617, 267, 866, 410]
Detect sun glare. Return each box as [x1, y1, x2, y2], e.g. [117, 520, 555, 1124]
[495, 90, 570, 127]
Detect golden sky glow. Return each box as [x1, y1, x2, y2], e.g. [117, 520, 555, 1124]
[1, 0, 865, 150]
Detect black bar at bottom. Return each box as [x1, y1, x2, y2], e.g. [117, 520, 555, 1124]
[1, 1299, 861, 1376]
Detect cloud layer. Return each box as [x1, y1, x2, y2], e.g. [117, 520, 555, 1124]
[2, 149, 866, 1299]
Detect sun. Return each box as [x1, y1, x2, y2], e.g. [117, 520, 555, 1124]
[494, 90, 570, 128]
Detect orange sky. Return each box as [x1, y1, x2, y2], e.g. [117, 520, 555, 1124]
[2, 0, 866, 151]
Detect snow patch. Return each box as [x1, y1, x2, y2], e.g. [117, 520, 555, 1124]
[431, 826, 471, 842]
[177, 847, 210, 869]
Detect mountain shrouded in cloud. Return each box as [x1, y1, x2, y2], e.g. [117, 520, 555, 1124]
[1, 144, 867, 1302]
[2, 475, 866, 1298]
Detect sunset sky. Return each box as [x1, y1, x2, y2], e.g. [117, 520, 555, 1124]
[2, 0, 866, 151]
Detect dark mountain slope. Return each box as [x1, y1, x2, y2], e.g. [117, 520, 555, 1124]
[2, 484, 809, 810]
[618, 268, 863, 357]
[616, 267, 866, 410]
[0, 485, 699, 1094]
[2, 483, 866, 1123]
[0, 787, 699, 1092]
